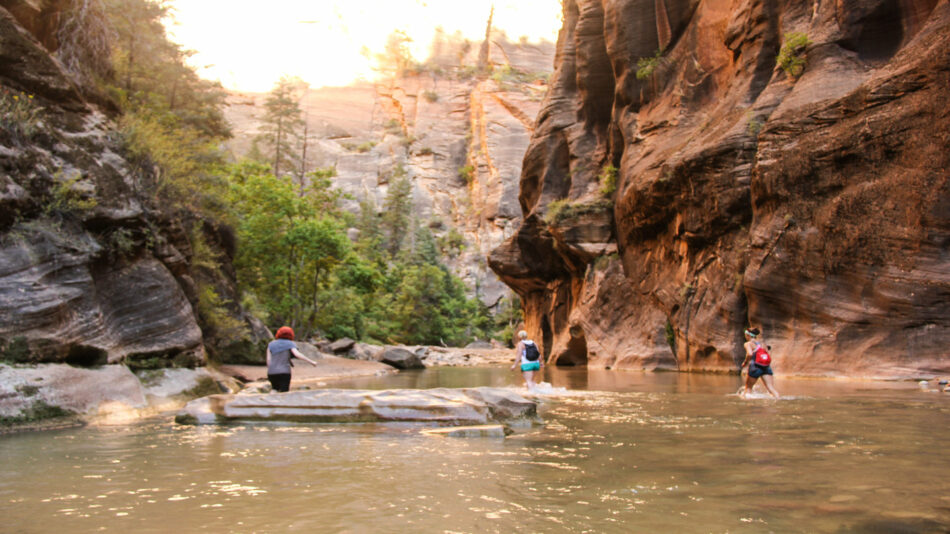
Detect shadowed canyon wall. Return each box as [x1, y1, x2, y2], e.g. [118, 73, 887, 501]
[0, 2, 268, 367]
[490, 0, 949, 377]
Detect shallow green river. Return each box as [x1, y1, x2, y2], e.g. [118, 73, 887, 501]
[2, 368, 948, 533]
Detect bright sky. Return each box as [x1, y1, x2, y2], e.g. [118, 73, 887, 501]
[164, 0, 562, 93]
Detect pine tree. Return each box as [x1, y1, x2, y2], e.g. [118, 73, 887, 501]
[380, 166, 413, 257]
[258, 76, 305, 178]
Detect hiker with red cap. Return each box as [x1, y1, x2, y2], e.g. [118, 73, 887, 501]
[266, 326, 318, 392]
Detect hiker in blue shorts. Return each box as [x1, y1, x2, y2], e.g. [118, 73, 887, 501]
[740, 327, 780, 399]
[510, 330, 542, 389]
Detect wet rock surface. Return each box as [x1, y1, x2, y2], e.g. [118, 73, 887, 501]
[175, 387, 538, 426]
[489, 0, 950, 377]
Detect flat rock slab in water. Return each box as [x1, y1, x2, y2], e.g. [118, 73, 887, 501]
[421, 425, 511, 438]
[175, 387, 537, 425]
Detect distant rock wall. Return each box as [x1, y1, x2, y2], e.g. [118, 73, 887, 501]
[224, 36, 556, 309]
[490, 0, 950, 378]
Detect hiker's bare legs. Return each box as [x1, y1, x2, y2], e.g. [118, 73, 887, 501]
[762, 374, 780, 398]
[522, 370, 535, 388]
[742, 375, 757, 398]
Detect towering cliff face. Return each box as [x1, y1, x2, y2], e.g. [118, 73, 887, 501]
[224, 36, 555, 309]
[490, 0, 949, 377]
[0, 3, 266, 367]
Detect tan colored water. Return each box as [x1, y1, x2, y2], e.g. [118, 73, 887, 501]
[2, 368, 948, 533]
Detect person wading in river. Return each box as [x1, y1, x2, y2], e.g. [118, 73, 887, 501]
[510, 330, 543, 389]
[739, 327, 780, 399]
[266, 326, 318, 392]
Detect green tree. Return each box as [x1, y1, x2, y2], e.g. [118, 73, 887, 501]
[258, 76, 306, 178]
[381, 167, 413, 256]
[227, 162, 350, 336]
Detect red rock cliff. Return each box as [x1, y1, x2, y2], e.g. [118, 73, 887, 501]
[489, 0, 949, 378]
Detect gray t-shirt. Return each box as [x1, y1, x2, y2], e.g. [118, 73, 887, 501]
[267, 339, 297, 374]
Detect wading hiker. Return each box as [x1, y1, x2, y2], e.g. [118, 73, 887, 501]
[510, 330, 543, 389]
[266, 326, 318, 392]
[739, 327, 780, 399]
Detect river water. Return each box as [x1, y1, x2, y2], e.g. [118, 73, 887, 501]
[2, 367, 948, 533]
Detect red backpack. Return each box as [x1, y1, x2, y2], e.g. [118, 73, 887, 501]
[753, 343, 771, 366]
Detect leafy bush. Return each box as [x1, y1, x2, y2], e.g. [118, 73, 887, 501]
[600, 164, 618, 196]
[423, 90, 439, 103]
[777, 32, 812, 77]
[458, 164, 475, 184]
[46, 172, 98, 217]
[636, 49, 664, 80]
[0, 88, 44, 143]
[544, 198, 613, 225]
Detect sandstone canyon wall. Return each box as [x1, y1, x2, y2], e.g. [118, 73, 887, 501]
[490, 0, 949, 377]
[0, 2, 266, 367]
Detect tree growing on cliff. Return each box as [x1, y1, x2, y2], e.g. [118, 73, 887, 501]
[257, 76, 306, 179]
[380, 167, 414, 257]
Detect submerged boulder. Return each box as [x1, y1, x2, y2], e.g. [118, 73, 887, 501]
[175, 387, 537, 426]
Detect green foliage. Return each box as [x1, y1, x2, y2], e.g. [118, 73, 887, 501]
[0, 336, 31, 363]
[599, 164, 618, 196]
[227, 162, 352, 337]
[0, 400, 75, 427]
[458, 164, 475, 184]
[224, 159, 492, 345]
[118, 110, 227, 216]
[384, 118, 403, 135]
[46, 172, 98, 217]
[381, 171, 413, 257]
[56, 0, 114, 87]
[374, 30, 421, 78]
[258, 76, 306, 177]
[423, 90, 439, 103]
[776, 32, 812, 78]
[493, 295, 523, 347]
[105, 227, 136, 257]
[196, 283, 248, 340]
[439, 228, 466, 258]
[0, 88, 44, 143]
[747, 118, 763, 137]
[636, 49, 664, 80]
[105, 0, 230, 139]
[544, 198, 612, 225]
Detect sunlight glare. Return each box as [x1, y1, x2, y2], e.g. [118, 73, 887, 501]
[165, 0, 562, 92]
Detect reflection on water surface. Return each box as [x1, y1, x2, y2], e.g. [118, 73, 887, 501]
[1, 367, 948, 533]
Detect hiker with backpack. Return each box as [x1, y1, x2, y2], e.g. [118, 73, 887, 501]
[510, 330, 543, 389]
[739, 327, 780, 399]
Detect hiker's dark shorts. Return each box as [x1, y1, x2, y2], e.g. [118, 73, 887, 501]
[748, 363, 773, 378]
[268, 373, 292, 392]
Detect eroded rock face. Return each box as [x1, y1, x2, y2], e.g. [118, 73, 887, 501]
[0, 5, 266, 366]
[490, 0, 949, 377]
[175, 387, 538, 425]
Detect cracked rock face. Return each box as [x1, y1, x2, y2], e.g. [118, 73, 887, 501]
[0, 4, 234, 367]
[490, 0, 949, 377]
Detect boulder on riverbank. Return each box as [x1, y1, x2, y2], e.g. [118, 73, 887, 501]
[0, 363, 235, 431]
[379, 347, 425, 369]
[175, 387, 538, 426]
